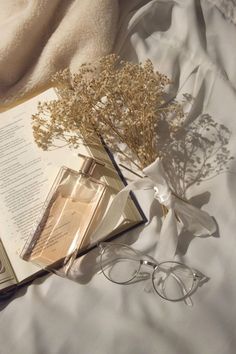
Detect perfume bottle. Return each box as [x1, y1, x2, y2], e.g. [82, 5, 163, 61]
[22, 156, 107, 269]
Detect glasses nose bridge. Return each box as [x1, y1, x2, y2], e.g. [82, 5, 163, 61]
[140, 259, 157, 269]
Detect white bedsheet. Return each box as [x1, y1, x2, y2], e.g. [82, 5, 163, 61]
[1, 1, 236, 353]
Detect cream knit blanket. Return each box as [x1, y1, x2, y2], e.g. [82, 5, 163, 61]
[0, 0, 118, 111]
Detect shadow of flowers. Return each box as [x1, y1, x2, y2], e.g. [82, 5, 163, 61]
[67, 110, 234, 285]
[159, 113, 234, 198]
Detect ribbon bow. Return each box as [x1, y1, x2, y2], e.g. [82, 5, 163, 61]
[91, 158, 216, 260]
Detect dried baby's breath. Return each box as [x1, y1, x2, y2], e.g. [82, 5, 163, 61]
[32, 54, 185, 169]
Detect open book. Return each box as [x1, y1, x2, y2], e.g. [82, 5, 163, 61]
[0, 89, 145, 293]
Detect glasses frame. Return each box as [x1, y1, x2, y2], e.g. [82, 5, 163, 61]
[98, 242, 201, 302]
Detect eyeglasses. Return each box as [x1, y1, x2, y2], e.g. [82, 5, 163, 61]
[98, 242, 202, 302]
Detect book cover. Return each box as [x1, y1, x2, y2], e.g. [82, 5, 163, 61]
[0, 89, 146, 294]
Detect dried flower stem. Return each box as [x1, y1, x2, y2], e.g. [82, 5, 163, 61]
[32, 54, 185, 170]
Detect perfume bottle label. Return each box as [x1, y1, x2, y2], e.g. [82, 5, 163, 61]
[25, 167, 106, 268]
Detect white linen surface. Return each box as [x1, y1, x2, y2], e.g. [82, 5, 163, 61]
[1, 1, 236, 353]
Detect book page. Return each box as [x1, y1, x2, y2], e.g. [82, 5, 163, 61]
[0, 239, 17, 290]
[0, 89, 87, 282]
[0, 89, 144, 285]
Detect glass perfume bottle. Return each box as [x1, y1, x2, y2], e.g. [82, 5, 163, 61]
[22, 156, 107, 269]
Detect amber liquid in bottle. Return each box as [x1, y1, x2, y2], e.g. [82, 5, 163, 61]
[23, 157, 106, 268]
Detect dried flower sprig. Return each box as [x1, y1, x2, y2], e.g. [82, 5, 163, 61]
[32, 54, 185, 169]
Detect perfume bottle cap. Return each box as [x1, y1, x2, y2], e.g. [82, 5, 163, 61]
[78, 154, 105, 176]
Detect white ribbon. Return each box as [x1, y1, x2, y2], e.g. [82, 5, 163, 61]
[91, 158, 216, 260]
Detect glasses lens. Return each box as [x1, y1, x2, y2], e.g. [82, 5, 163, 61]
[152, 262, 195, 301]
[100, 243, 141, 284]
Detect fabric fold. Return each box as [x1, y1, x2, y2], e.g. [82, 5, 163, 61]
[91, 158, 216, 260]
[0, 0, 119, 111]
